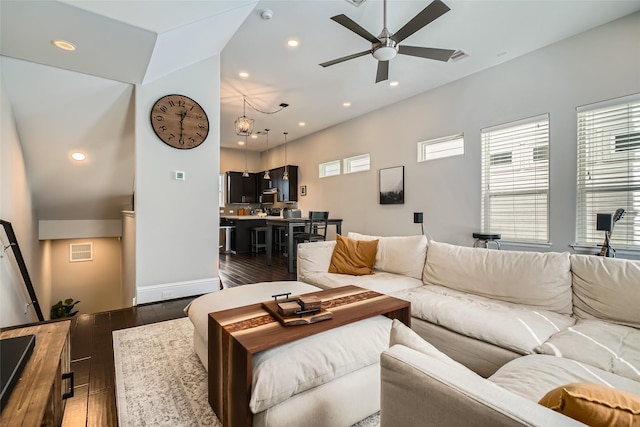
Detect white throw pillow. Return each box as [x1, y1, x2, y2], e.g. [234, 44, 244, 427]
[347, 232, 428, 280]
[389, 319, 468, 370]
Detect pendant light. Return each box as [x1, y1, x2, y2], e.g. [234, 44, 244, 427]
[283, 132, 289, 181]
[235, 97, 254, 136]
[242, 135, 250, 177]
[263, 129, 271, 180]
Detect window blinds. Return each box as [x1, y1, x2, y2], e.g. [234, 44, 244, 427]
[576, 94, 640, 249]
[481, 114, 550, 242]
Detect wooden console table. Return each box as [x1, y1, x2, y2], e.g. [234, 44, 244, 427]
[0, 321, 72, 427]
[208, 285, 410, 427]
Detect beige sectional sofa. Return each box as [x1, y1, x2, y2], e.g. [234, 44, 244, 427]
[297, 233, 640, 425]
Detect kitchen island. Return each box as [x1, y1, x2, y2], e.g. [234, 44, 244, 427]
[220, 215, 270, 254]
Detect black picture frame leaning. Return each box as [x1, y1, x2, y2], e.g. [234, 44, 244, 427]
[379, 166, 404, 205]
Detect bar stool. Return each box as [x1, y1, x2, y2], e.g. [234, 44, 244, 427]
[274, 227, 287, 252]
[251, 226, 268, 253]
[219, 225, 235, 254]
[472, 232, 501, 250]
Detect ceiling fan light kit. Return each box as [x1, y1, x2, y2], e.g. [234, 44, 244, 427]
[320, 0, 457, 83]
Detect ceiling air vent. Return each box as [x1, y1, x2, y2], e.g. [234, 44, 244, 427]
[344, 0, 367, 6]
[449, 50, 469, 62]
[70, 242, 93, 262]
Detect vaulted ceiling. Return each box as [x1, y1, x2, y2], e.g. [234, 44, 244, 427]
[2, 0, 639, 221]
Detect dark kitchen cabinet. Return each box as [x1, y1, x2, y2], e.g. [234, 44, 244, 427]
[274, 165, 298, 202]
[226, 172, 257, 204]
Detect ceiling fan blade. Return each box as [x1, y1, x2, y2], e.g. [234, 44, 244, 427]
[398, 46, 455, 62]
[392, 0, 450, 43]
[331, 14, 380, 44]
[319, 50, 371, 68]
[375, 61, 389, 83]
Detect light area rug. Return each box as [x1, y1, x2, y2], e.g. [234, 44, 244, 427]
[113, 317, 380, 427]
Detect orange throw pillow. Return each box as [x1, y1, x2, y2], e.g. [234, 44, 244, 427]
[328, 235, 378, 276]
[539, 383, 640, 427]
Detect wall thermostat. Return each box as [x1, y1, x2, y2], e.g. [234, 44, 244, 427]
[175, 171, 185, 181]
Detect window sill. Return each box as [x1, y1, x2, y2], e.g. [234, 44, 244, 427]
[570, 244, 640, 259]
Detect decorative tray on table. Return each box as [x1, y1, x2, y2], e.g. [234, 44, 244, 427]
[261, 293, 333, 326]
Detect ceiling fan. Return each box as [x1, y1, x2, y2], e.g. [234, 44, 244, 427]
[320, 0, 456, 83]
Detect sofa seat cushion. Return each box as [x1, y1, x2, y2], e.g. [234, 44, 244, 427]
[535, 319, 640, 382]
[301, 271, 423, 294]
[489, 354, 640, 404]
[250, 316, 391, 414]
[571, 254, 640, 328]
[347, 232, 428, 280]
[423, 241, 573, 314]
[393, 284, 576, 354]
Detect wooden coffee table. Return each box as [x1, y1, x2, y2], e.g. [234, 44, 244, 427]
[208, 285, 410, 427]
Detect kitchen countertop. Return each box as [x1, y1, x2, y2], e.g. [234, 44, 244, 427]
[220, 215, 280, 220]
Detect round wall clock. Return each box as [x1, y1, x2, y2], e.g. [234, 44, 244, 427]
[150, 94, 209, 149]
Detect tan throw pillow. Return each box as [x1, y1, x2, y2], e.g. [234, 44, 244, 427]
[538, 382, 640, 427]
[328, 235, 378, 276]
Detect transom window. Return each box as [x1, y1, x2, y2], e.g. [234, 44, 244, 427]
[481, 114, 550, 243]
[417, 133, 464, 162]
[319, 160, 341, 178]
[343, 153, 370, 174]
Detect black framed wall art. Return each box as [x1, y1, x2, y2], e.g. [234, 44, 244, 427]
[379, 166, 404, 205]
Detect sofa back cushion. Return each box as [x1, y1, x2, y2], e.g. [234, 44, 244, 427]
[347, 232, 428, 280]
[571, 254, 640, 327]
[422, 241, 573, 314]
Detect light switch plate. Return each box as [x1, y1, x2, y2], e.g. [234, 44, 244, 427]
[175, 171, 185, 181]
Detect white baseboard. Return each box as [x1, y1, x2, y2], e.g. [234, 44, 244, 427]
[136, 277, 219, 305]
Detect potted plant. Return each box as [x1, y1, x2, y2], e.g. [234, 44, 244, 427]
[51, 298, 81, 319]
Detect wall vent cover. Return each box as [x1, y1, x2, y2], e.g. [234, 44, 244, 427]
[70, 242, 93, 262]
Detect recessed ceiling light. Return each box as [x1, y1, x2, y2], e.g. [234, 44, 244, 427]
[343, 102, 351, 107]
[298, 122, 306, 127]
[287, 39, 299, 48]
[52, 40, 76, 51]
[251, 134, 258, 139]
[389, 81, 399, 87]
[71, 152, 86, 161]
[239, 71, 249, 78]
[238, 140, 245, 146]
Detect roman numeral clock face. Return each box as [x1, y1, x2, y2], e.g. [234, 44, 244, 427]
[150, 94, 209, 149]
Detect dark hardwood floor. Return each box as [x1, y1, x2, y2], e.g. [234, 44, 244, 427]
[62, 251, 296, 427]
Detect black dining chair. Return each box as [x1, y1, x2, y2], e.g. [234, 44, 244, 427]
[293, 211, 329, 244]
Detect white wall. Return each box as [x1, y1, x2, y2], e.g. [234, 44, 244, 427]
[0, 70, 49, 327]
[135, 56, 221, 303]
[221, 147, 262, 174]
[49, 237, 123, 315]
[121, 211, 136, 307]
[275, 12, 640, 255]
